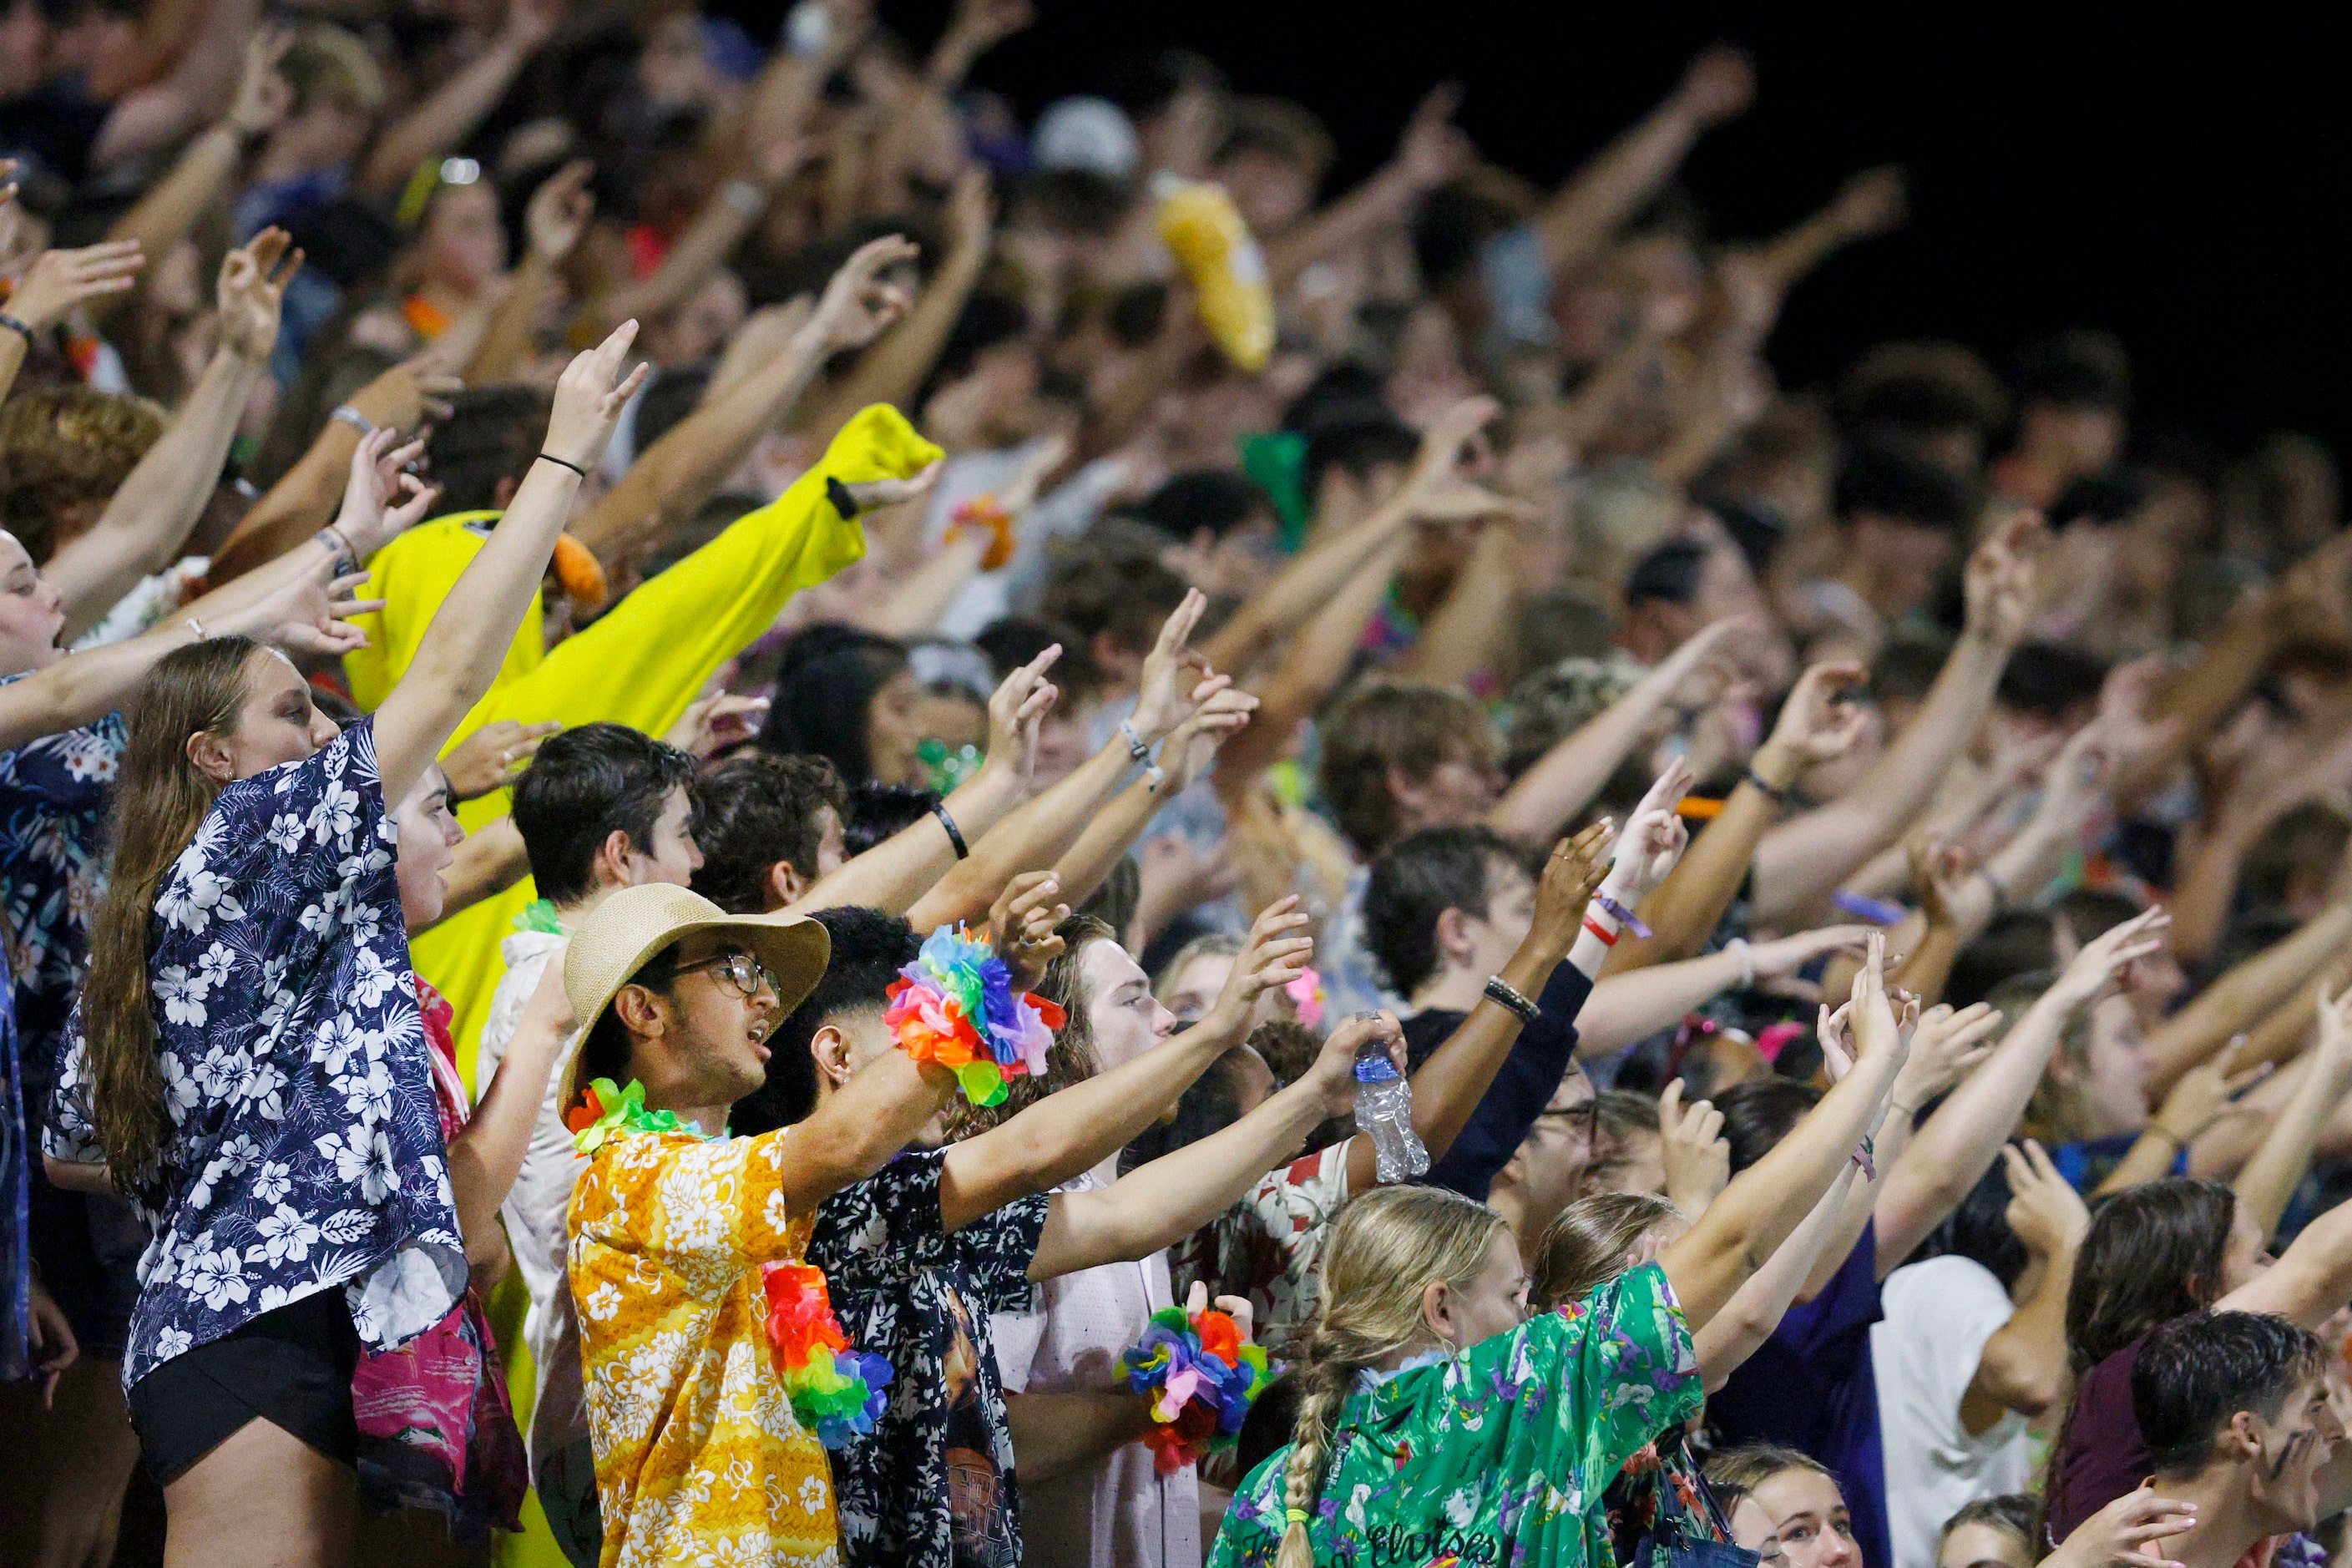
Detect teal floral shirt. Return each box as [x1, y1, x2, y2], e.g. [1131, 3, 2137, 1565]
[1210, 1262, 1700, 1568]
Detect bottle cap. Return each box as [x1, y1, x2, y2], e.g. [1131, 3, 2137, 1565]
[1353, 1056, 1401, 1084]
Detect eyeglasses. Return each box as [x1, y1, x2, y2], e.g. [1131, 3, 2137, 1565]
[672, 948, 774, 1000]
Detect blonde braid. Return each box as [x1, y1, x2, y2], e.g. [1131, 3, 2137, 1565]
[1274, 1361, 1351, 1568]
[1267, 1185, 1508, 1564]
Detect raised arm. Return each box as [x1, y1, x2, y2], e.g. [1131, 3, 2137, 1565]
[792, 648, 1059, 917]
[96, 30, 286, 322]
[1491, 615, 1752, 844]
[903, 591, 1218, 932]
[444, 956, 574, 1263]
[1879, 909, 2169, 1268]
[1049, 685, 1257, 909]
[1696, 1161, 1862, 1390]
[1032, 1011, 1390, 1278]
[356, 0, 558, 198]
[1263, 84, 1469, 290]
[0, 233, 145, 406]
[1354, 776, 1675, 1194]
[940, 901, 1313, 1237]
[373, 321, 645, 805]
[203, 355, 463, 588]
[2233, 986, 2352, 1237]
[1752, 513, 2041, 922]
[1661, 933, 1908, 1328]
[1603, 660, 1867, 972]
[1533, 45, 1753, 272]
[1748, 166, 1906, 297]
[771, 1037, 960, 1215]
[1200, 396, 1500, 675]
[1576, 926, 1871, 1055]
[1964, 1141, 2089, 1424]
[2147, 902, 2352, 1094]
[570, 234, 914, 571]
[800, 167, 995, 450]
[2216, 1185, 2352, 1328]
[44, 231, 296, 638]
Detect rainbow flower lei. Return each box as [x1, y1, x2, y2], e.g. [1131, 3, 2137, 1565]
[762, 1262, 892, 1449]
[883, 925, 1065, 1106]
[1118, 1303, 1277, 1474]
[564, 1080, 895, 1449]
[564, 1077, 697, 1154]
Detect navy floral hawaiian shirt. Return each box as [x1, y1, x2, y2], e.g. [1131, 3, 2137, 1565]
[48, 718, 465, 1389]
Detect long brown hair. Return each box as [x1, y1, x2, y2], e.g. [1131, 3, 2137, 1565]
[1530, 1191, 1683, 1310]
[1275, 1186, 1506, 1568]
[83, 637, 260, 1189]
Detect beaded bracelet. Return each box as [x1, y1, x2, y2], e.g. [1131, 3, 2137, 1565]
[1119, 1302, 1277, 1474]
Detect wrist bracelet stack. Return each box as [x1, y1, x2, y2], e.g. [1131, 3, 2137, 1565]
[1484, 975, 1540, 1025]
[1119, 718, 1152, 762]
[1592, 893, 1652, 939]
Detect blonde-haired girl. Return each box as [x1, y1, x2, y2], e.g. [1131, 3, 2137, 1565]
[1208, 936, 1915, 1568]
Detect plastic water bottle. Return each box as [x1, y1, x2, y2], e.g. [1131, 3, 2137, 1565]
[1353, 1032, 1429, 1183]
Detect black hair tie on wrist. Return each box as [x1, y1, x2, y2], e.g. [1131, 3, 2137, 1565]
[1743, 766, 1790, 803]
[537, 452, 588, 478]
[827, 475, 862, 520]
[0, 312, 37, 343]
[933, 802, 968, 859]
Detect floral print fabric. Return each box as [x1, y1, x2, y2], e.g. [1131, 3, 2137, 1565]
[1170, 1140, 1353, 1362]
[807, 1149, 1047, 1568]
[45, 718, 465, 1390]
[1210, 1262, 1702, 1568]
[567, 1121, 839, 1568]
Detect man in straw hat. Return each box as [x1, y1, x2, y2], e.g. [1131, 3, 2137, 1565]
[554, 881, 964, 1568]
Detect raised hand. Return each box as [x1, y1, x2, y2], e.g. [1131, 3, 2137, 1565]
[1674, 43, 1757, 125]
[1303, 1009, 1405, 1117]
[1892, 1000, 2004, 1110]
[345, 352, 465, 430]
[1129, 589, 1219, 745]
[1754, 659, 1868, 783]
[812, 233, 919, 350]
[977, 643, 1060, 792]
[233, 568, 381, 657]
[1658, 1079, 1729, 1215]
[3, 239, 145, 332]
[1393, 83, 1473, 192]
[1828, 164, 1907, 238]
[2000, 1139, 2090, 1258]
[226, 27, 295, 140]
[331, 426, 438, 559]
[1201, 895, 1316, 1039]
[1848, 931, 1906, 1065]
[1530, 819, 1616, 951]
[2150, 1038, 2269, 1149]
[986, 871, 1070, 990]
[1963, 508, 2046, 650]
[844, 458, 943, 515]
[544, 319, 650, 469]
[442, 719, 563, 800]
[2047, 904, 2171, 1011]
[661, 690, 769, 758]
[527, 159, 595, 263]
[1161, 683, 1259, 794]
[1601, 757, 1695, 900]
[1746, 924, 1874, 979]
[216, 227, 302, 362]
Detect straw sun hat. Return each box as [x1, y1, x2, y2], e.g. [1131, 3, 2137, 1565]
[555, 883, 832, 1115]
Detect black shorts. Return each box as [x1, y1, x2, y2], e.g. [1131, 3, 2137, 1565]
[127, 1288, 361, 1489]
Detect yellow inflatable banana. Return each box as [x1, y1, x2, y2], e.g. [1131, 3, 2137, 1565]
[1156, 173, 1274, 372]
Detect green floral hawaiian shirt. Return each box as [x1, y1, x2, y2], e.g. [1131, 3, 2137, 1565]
[1208, 1262, 1701, 1568]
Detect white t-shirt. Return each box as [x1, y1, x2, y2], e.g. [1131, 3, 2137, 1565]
[1873, 1254, 2034, 1568]
[991, 1164, 1200, 1568]
[470, 926, 589, 1475]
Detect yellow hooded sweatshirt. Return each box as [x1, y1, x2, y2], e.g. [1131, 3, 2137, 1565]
[362, 404, 941, 1074]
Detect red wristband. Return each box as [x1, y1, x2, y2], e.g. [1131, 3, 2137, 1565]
[1583, 916, 1619, 947]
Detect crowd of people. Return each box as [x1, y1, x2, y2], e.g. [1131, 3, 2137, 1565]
[8, 4, 2352, 1568]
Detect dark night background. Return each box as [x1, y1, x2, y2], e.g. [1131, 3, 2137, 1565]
[746, 2, 2352, 472]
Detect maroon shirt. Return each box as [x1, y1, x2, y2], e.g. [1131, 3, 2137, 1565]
[2047, 1333, 2151, 1544]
